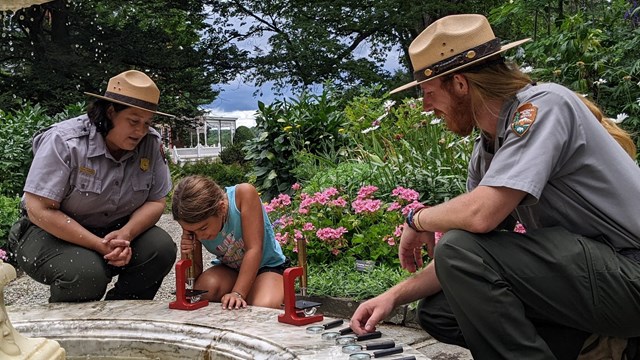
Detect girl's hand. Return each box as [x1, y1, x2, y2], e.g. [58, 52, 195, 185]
[221, 291, 247, 310]
[180, 230, 196, 256]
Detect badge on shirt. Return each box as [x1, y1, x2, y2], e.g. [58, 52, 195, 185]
[511, 103, 537, 137]
[140, 158, 150, 172]
[79, 166, 96, 176]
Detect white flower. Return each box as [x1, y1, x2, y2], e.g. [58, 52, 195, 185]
[421, 111, 434, 117]
[383, 100, 396, 112]
[430, 118, 443, 125]
[521, 66, 534, 74]
[612, 113, 629, 124]
[375, 112, 388, 122]
[593, 78, 608, 86]
[637, 98, 640, 107]
[361, 126, 379, 134]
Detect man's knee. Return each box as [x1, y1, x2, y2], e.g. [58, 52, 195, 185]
[417, 294, 467, 348]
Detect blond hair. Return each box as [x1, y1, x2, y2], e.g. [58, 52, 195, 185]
[172, 175, 225, 223]
[461, 61, 636, 158]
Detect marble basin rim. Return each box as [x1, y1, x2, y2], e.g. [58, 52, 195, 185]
[7, 300, 426, 359]
[6, 300, 322, 359]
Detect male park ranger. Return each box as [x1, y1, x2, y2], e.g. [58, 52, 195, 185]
[349, 14, 640, 360]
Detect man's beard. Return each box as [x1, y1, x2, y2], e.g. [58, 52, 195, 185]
[439, 92, 475, 136]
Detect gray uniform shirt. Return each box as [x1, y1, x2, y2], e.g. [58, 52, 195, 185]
[467, 83, 640, 249]
[24, 115, 172, 228]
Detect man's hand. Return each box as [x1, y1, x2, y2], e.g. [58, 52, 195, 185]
[399, 225, 435, 273]
[350, 293, 395, 335]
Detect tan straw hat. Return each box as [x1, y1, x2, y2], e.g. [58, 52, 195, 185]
[85, 70, 174, 117]
[390, 14, 531, 94]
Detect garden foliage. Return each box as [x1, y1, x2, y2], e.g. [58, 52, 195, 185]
[266, 183, 425, 267]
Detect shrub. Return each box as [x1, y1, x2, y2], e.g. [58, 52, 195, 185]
[169, 159, 250, 188]
[234, 125, 256, 143]
[0, 195, 21, 256]
[245, 87, 352, 201]
[0, 101, 84, 197]
[219, 142, 248, 165]
[266, 183, 425, 267]
[343, 95, 473, 204]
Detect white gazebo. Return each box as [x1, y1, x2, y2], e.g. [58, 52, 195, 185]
[171, 115, 237, 164]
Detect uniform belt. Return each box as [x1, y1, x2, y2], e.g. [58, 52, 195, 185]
[619, 248, 640, 263]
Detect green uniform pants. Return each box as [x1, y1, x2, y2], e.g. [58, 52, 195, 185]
[418, 227, 640, 360]
[9, 216, 176, 303]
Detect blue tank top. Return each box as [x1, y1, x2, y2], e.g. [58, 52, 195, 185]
[201, 185, 285, 269]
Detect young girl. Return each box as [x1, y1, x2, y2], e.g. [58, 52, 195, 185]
[171, 175, 288, 310]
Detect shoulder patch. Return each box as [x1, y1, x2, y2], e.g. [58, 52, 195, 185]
[511, 103, 537, 137]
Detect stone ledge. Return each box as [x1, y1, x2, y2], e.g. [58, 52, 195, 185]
[299, 295, 421, 329]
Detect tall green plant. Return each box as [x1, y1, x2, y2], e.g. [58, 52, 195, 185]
[245, 87, 352, 200]
[344, 95, 473, 204]
[507, 1, 640, 152]
[0, 195, 21, 250]
[0, 102, 84, 197]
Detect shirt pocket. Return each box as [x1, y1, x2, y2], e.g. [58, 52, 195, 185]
[127, 171, 153, 210]
[75, 173, 103, 195]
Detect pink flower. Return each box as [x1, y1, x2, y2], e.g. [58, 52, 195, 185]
[401, 201, 424, 216]
[0, 249, 7, 261]
[394, 224, 404, 237]
[357, 185, 378, 200]
[352, 199, 382, 213]
[435, 231, 444, 243]
[383, 235, 396, 246]
[302, 222, 315, 231]
[331, 197, 348, 207]
[386, 202, 401, 212]
[292, 183, 301, 191]
[316, 227, 348, 241]
[514, 222, 527, 233]
[392, 186, 419, 202]
[275, 232, 289, 244]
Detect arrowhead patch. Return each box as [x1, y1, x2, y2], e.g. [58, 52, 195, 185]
[511, 103, 537, 137]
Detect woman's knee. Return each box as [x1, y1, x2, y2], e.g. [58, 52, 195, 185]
[131, 227, 177, 272]
[49, 263, 111, 302]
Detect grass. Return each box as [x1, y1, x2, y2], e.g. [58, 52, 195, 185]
[305, 257, 411, 301]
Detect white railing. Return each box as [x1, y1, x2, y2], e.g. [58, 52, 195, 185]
[171, 144, 221, 164]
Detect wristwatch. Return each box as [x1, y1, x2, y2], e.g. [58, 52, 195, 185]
[406, 208, 422, 232]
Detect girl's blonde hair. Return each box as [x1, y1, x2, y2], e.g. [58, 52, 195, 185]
[172, 175, 225, 223]
[460, 60, 636, 158]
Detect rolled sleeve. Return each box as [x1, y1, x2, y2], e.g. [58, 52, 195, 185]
[24, 131, 72, 202]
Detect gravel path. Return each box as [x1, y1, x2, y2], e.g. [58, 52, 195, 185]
[3, 214, 197, 306]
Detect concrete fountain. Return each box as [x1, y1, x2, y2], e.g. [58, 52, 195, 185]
[3, 257, 428, 359]
[0, 260, 65, 359]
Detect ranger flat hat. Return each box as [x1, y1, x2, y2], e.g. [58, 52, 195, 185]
[85, 70, 174, 117]
[390, 14, 531, 94]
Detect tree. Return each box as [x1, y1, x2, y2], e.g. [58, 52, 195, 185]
[0, 0, 247, 123]
[205, 0, 502, 98]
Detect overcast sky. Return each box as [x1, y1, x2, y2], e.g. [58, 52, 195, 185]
[200, 16, 403, 128]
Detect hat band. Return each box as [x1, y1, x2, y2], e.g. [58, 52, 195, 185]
[413, 38, 502, 82]
[104, 91, 159, 112]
